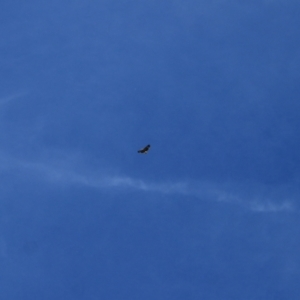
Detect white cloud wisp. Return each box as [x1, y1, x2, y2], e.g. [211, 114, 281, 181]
[14, 158, 296, 213]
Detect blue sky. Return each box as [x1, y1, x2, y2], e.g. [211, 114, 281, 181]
[1, 0, 300, 299]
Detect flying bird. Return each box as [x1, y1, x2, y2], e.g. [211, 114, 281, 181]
[138, 144, 150, 154]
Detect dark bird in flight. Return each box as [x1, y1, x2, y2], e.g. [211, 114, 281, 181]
[138, 144, 150, 154]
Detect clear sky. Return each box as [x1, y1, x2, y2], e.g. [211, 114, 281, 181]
[1, 0, 300, 299]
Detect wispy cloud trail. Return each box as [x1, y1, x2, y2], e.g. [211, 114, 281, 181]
[0, 92, 28, 107]
[249, 201, 294, 212]
[14, 158, 296, 213]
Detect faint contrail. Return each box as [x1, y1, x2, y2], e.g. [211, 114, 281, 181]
[249, 201, 294, 212]
[14, 158, 296, 213]
[0, 91, 28, 107]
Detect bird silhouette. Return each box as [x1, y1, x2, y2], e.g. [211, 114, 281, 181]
[138, 144, 150, 154]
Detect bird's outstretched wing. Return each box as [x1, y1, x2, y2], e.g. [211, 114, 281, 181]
[138, 144, 150, 154]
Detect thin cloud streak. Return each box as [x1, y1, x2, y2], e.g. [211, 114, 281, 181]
[15, 158, 296, 213]
[249, 201, 294, 213]
[0, 92, 28, 107]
